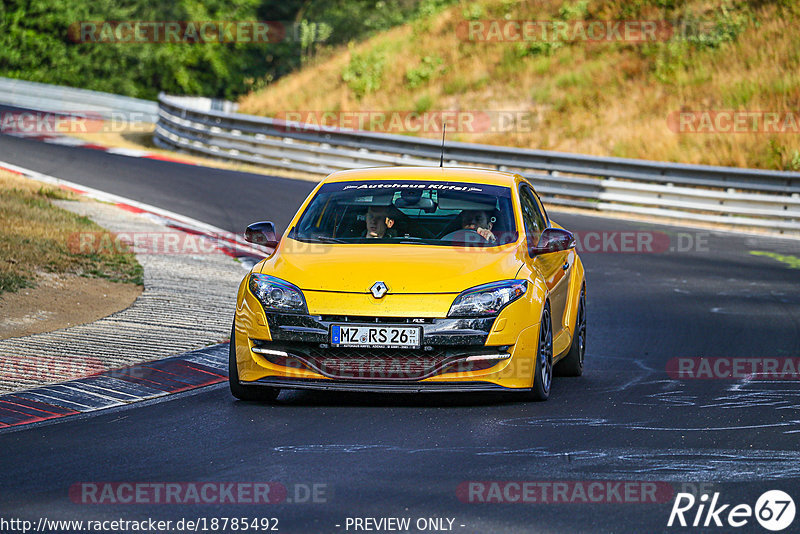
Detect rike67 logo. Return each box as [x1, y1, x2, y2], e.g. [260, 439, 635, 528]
[668, 490, 795, 531]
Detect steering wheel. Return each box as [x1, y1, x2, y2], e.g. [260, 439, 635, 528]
[440, 228, 490, 244]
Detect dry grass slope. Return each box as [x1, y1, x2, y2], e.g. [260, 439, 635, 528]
[240, 0, 800, 170]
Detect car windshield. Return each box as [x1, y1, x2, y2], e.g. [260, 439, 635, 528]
[289, 180, 518, 247]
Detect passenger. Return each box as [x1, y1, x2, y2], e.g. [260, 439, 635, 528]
[365, 205, 397, 238]
[460, 209, 496, 242]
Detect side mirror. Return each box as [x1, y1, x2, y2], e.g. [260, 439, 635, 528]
[244, 221, 279, 248]
[529, 228, 575, 256]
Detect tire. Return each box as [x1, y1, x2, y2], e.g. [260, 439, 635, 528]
[555, 285, 586, 377]
[229, 320, 280, 402]
[521, 303, 553, 401]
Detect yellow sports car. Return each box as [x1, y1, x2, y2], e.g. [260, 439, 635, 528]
[230, 167, 586, 401]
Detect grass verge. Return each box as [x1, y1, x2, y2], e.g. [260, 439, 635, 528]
[0, 170, 143, 295]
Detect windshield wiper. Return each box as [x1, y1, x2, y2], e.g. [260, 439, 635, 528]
[395, 237, 440, 245]
[303, 236, 349, 244]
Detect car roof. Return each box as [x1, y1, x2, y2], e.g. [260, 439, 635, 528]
[322, 166, 519, 187]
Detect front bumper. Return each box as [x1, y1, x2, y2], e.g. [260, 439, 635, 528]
[248, 377, 514, 393]
[251, 340, 511, 381]
[235, 312, 541, 391]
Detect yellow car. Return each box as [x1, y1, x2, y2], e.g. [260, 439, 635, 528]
[230, 167, 586, 401]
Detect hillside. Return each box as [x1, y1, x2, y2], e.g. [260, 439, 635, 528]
[0, 0, 446, 99]
[239, 0, 800, 170]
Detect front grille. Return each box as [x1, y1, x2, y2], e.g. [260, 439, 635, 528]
[252, 341, 506, 381]
[265, 313, 493, 346]
[305, 346, 438, 359]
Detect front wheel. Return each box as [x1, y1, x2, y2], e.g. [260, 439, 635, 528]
[521, 303, 553, 401]
[555, 285, 586, 377]
[229, 320, 280, 402]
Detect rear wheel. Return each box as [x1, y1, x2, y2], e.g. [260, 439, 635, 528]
[555, 286, 586, 377]
[521, 303, 553, 401]
[229, 321, 279, 402]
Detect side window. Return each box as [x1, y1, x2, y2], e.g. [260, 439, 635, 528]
[519, 184, 547, 246]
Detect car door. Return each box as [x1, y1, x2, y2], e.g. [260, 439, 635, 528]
[519, 183, 570, 336]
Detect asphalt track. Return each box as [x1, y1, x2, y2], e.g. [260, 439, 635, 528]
[1, 133, 800, 533]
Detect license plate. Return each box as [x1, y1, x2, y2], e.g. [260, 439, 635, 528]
[330, 324, 422, 348]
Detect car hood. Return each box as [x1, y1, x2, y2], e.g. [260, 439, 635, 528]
[259, 239, 524, 294]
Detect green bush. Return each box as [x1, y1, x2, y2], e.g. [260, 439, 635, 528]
[405, 55, 443, 89]
[342, 46, 385, 99]
[414, 94, 433, 113]
[0, 0, 457, 99]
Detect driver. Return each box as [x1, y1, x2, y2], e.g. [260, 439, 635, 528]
[365, 205, 397, 238]
[460, 209, 496, 242]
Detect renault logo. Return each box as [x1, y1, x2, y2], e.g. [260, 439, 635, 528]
[370, 281, 388, 299]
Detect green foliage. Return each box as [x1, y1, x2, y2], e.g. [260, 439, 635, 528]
[792, 151, 800, 172]
[302, 0, 456, 44]
[299, 19, 333, 64]
[614, 0, 678, 19]
[558, 1, 589, 21]
[0, 272, 32, 294]
[443, 75, 469, 95]
[649, 40, 689, 84]
[530, 83, 552, 103]
[0, 0, 455, 99]
[749, 251, 800, 269]
[0, 0, 296, 99]
[341, 46, 385, 98]
[675, 4, 750, 50]
[462, 4, 485, 21]
[405, 55, 443, 88]
[414, 94, 432, 113]
[766, 140, 800, 171]
[720, 80, 757, 107]
[416, 0, 454, 19]
[646, 3, 752, 85]
[514, 40, 564, 59]
[555, 70, 590, 89]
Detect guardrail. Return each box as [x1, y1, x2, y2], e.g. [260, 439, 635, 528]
[0, 77, 159, 122]
[152, 93, 798, 235]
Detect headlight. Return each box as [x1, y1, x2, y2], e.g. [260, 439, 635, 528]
[249, 273, 308, 314]
[448, 280, 528, 317]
